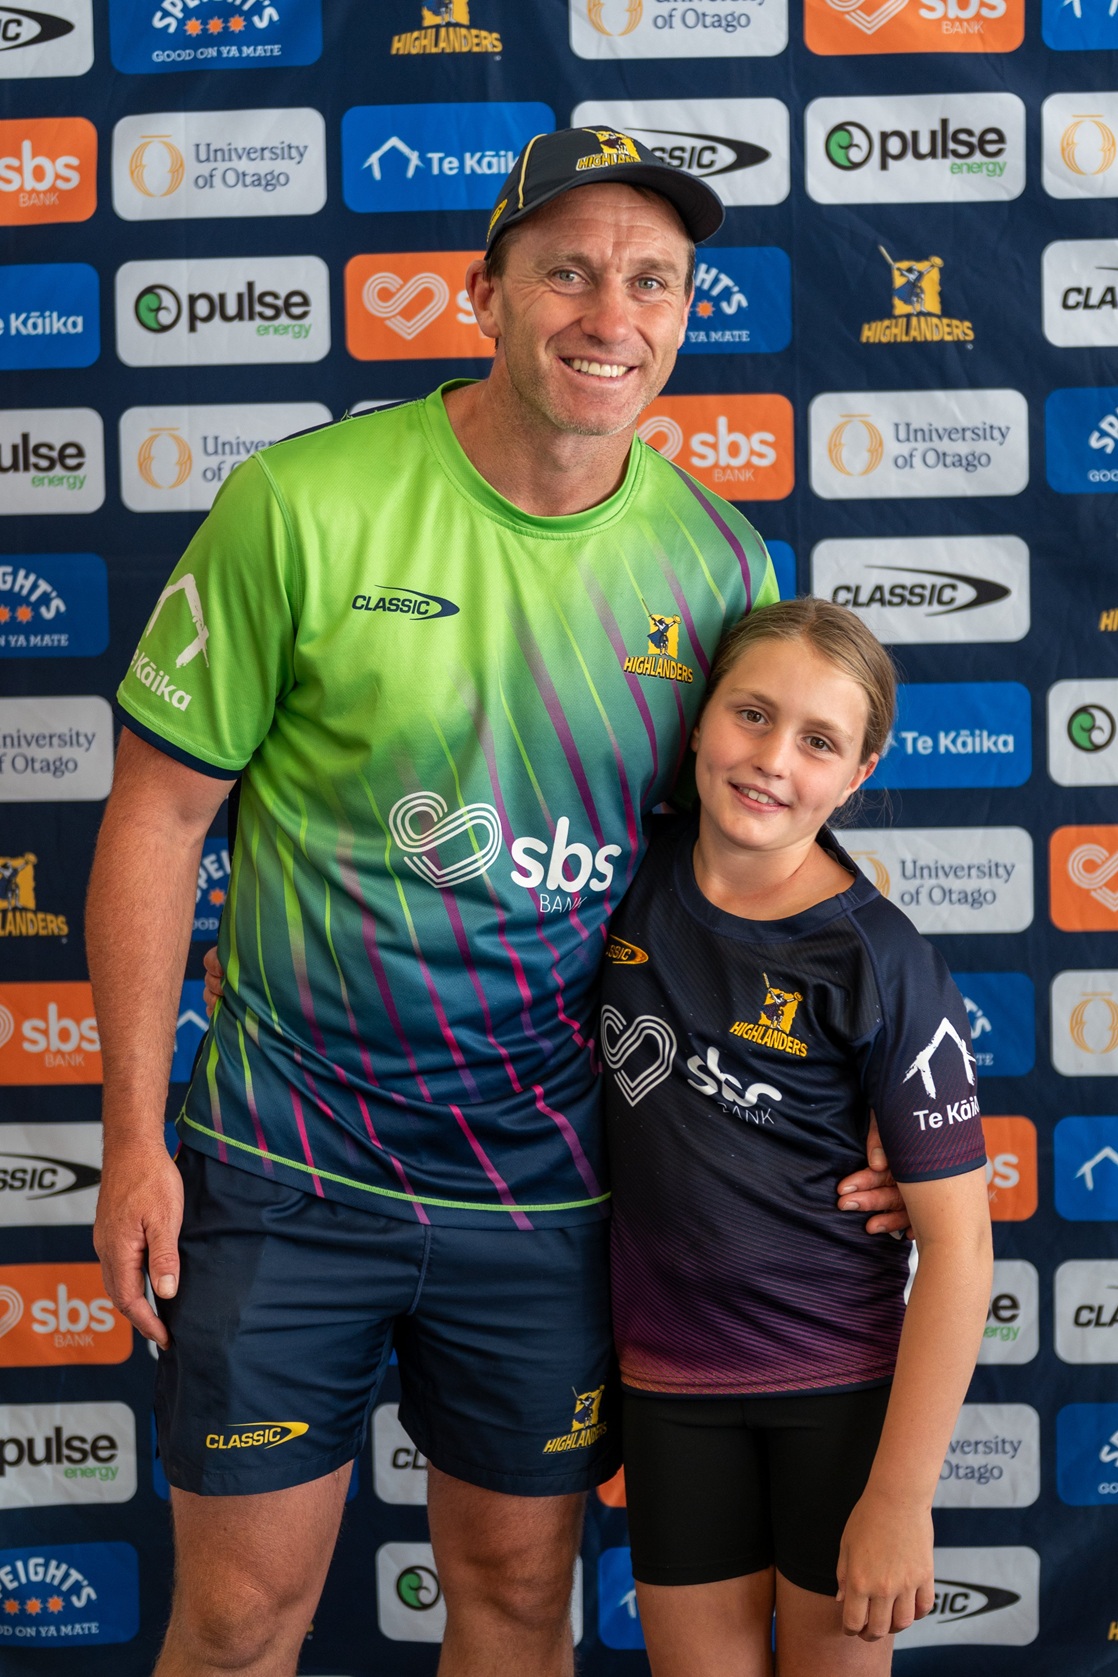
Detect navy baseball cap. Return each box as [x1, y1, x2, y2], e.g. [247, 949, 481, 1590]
[485, 126, 725, 253]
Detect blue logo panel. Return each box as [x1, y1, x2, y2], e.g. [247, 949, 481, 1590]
[766, 539, 796, 601]
[109, 0, 322, 73]
[1057, 1405, 1118, 1505]
[172, 981, 208, 1084]
[1055, 1117, 1118, 1221]
[342, 102, 554, 213]
[0, 555, 108, 659]
[1043, 0, 1118, 49]
[194, 839, 231, 940]
[0, 1543, 139, 1646]
[0, 266, 99, 371]
[598, 1548, 645, 1650]
[873, 682, 1031, 788]
[1046, 387, 1118, 495]
[951, 972, 1035, 1078]
[682, 248, 791, 356]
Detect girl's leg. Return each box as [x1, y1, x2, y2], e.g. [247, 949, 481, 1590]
[773, 1571, 893, 1677]
[637, 1568, 776, 1677]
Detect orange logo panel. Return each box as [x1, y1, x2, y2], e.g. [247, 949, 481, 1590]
[0, 1264, 130, 1366]
[983, 1116, 1036, 1222]
[597, 1466, 627, 1507]
[345, 252, 494, 362]
[804, 0, 1023, 55]
[0, 983, 102, 1085]
[0, 117, 97, 226]
[636, 393, 794, 502]
[1050, 825, 1118, 932]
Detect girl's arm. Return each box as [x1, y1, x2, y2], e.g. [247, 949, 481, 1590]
[835, 1165, 993, 1643]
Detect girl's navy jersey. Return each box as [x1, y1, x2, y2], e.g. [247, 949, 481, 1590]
[603, 816, 987, 1399]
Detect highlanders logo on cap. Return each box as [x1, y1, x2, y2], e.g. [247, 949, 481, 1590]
[575, 129, 642, 173]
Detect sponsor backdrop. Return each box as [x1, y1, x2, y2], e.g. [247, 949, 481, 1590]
[0, 0, 1115, 1671]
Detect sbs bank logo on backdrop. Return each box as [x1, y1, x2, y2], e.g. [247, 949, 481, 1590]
[570, 98, 790, 206]
[346, 252, 492, 361]
[636, 394, 793, 499]
[810, 390, 1028, 499]
[569, 0, 787, 61]
[112, 108, 326, 219]
[803, 0, 1022, 54]
[806, 94, 1025, 204]
[116, 257, 329, 367]
[811, 536, 1029, 643]
[0, 116, 95, 224]
[1043, 95, 1118, 198]
[119, 403, 331, 512]
[843, 826, 1033, 934]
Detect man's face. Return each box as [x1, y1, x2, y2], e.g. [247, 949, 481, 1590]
[472, 183, 693, 440]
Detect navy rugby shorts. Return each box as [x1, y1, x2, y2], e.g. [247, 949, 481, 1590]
[154, 1146, 620, 1497]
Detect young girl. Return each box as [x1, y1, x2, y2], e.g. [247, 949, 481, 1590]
[601, 598, 992, 1676]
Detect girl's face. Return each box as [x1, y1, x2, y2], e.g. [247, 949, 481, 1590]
[691, 635, 880, 861]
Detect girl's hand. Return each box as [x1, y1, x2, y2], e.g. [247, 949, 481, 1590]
[202, 946, 226, 1017]
[835, 1488, 936, 1642]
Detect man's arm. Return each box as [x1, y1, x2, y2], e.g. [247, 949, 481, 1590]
[87, 729, 232, 1347]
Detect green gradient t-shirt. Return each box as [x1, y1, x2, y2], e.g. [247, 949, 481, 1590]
[117, 383, 777, 1227]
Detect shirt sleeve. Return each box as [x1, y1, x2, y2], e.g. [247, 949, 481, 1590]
[856, 910, 987, 1184]
[115, 453, 298, 776]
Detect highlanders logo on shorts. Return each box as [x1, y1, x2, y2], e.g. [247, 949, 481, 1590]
[542, 1385, 607, 1454]
[730, 974, 808, 1058]
[621, 600, 695, 684]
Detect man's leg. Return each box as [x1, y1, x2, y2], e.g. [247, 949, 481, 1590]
[427, 1465, 585, 1677]
[156, 1465, 352, 1677]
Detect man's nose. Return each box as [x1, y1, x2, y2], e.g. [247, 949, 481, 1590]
[578, 278, 632, 345]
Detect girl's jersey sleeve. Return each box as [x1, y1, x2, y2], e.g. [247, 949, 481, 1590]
[115, 454, 298, 776]
[855, 901, 987, 1185]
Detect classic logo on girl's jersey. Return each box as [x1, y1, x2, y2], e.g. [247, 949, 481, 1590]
[605, 936, 648, 964]
[621, 606, 695, 683]
[730, 976, 808, 1057]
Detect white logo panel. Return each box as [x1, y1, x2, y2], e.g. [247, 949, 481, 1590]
[570, 98, 789, 206]
[0, 696, 113, 802]
[119, 403, 331, 512]
[0, 0, 92, 77]
[1043, 239, 1118, 347]
[569, 0, 787, 60]
[1043, 95, 1118, 199]
[0, 407, 103, 515]
[372, 1405, 427, 1506]
[806, 94, 1026, 205]
[980, 1260, 1039, 1364]
[376, 1542, 582, 1645]
[897, 1548, 1038, 1647]
[935, 1405, 1039, 1507]
[843, 827, 1033, 934]
[0, 1123, 101, 1227]
[1051, 971, 1118, 1077]
[1055, 1259, 1118, 1362]
[115, 257, 330, 367]
[811, 536, 1030, 644]
[0, 1402, 136, 1507]
[1047, 680, 1118, 786]
[112, 108, 326, 220]
[810, 390, 1028, 500]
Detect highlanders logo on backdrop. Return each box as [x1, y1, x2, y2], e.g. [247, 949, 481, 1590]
[0, 855, 68, 940]
[861, 247, 975, 344]
[543, 1385, 607, 1454]
[389, 1, 502, 55]
[730, 976, 808, 1057]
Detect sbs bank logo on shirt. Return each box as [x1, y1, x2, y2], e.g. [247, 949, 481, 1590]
[1043, 240, 1118, 347]
[0, 554, 108, 659]
[873, 681, 1030, 789]
[116, 257, 329, 367]
[811, 536, 1030, 644]
[0, 1264, 130, 1366]
[571, 99, 790, 207]
[0, 1, 93, 77]
[895, 1547, 1038, 1647]
[636, 394, 793, 499]
[844, 826, 1033, 933]
[342, 102, 553, 214]
[980, 1260, 1039, 1363]
[806, 94, 1025, 204]
[1043, 95, 1118, 198]
[109, 0, 321, 73]
[804, 0, 1022, 52]
[0, 1541, 139, 1647]
[1057, 1404, 1118, 1505]
[935, 1404, 1039, 1508]
[119, 403, 330, 512]
[346, 252, 493, 361]
[1046, 386, 1118, 493]
[1047, 678, 1118, 785]
[1055, 1260, 1118, 1362]
[1051, 971, 1118, 1077]
[0, 263, 98, 371]
[0, 1123, 101, 1228]
[112, 108, 326, 220]
[569, 0, 787, 59]
[0, 696, 113, 803]
[0, 116, 95, 224]
[0, 407, 103, 515]
[0, 1403, 136, 1508]
[809, 390, 1028, 499]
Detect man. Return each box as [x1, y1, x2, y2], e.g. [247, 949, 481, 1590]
[89, 129, 906, 1677]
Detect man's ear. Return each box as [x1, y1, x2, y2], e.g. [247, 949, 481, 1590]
[465, 258, 501, 343]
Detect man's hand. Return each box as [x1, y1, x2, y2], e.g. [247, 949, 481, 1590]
[837, 1113, 914, 1239]
[94, 1143, 183, 1348]
[203, 945, 225, 1017]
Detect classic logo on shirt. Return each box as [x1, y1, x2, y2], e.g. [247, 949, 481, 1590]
[542, 1384, 606, 1455]
[352, 586, 459, 621]
[621, 607, 694, 684]
[730, 976, 807, 1057]
[605, 937, 648, 964]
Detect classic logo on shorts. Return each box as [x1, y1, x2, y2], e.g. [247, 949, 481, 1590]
[621, 604, 695, 684]
[730, 975, 807, 1057]
[575, 128, 641, 172]
[543, 1385, 606, 1454]
[861, 247, 975, 346]
[205, 1421, 309, 1451]
[605, 936, 648, 964]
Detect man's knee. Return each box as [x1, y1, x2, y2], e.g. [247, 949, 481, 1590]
[437, 1509, 582, 1630]
[168, 1564, 315, 1667]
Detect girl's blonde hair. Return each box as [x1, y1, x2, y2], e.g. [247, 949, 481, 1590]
[705, 597, 897, 763]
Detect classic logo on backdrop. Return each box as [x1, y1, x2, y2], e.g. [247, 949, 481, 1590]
[0, 263, 97, 369]
[0, 116, 95, 223]
[1047, 679, 1118, 784]
[0, 984, 101, 1085]
[0, 1124, 101, 1227]
[979, 1260, 1039, 1363]
[342, 102, 552, 213]
[0, 1402, 136, 1508]
[894, 1548, 1039, 1647]
[108, 0, 322, 73]
[1055, 1260, 1118, 1362]
[804, 0, 1022, 53]
[1043, 240, 1118, 346]
[1057, 1404, 1118, 1506]
[1050, 971, 1118, 1076]
[1045, 386, 1118, 492]
[119, 403, 330, 512]
[0, 408, 103, 515]
[951, 972, 1035, 1076]
[806, 94, 1026, 205]
[0, 1264, 129, 1365]
[1043, 95, 1118, 198]
[1043, 0, 1118, 50]
[388, 0, 503, 57]
[1054, 1117, 1118, 1220]
[809, 390, 1028, 499]
[0, 853, 69, 941]
[0, 1541, 139, 1647]
[112, 108, 326, 219]
[0, 1, 93, 77]
[843, 826, 1033, 934]
[935, 1405, 1039, 1507]
[0, 697, 112, 802]
[116, 257, 329, 367]
[346, 252, 492, 361]
[0, 555, 108, 658]
[372, 1404, 428, 1505]
[194, 839, 229, 939]
[1050, 825, 1118, 931]
[570, 0, 787, 58]
[570, 99, 791, 206]
[873, 682, 1030, 789]
[860, 247, 974, 345]
[811, 536, 1030, 644]
[635, 394, 793, 499]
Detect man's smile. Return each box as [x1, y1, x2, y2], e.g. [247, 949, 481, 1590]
[561, 356, 636, 380]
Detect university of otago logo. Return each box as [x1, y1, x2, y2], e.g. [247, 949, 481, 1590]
[850, 850, 892, 893]
[827, 413, 885, 476]
[128, 135, 185, 199]
[621, 599, 694, 684]
[0, 853, 68, 940]
[1069, 991, 1118, 1055]
[730, 975, 808, 1058]
[861, 245, 975, 345]
[1062, 115, 1117, 177]
[542, 1384, 607, 1454]
[390, 0, 503, 55]
[137, 427, 193, 491]
[587, 0, 644, 32]
[575, 127, 642, 172]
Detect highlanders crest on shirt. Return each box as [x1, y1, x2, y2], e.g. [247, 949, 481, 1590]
[542, 1385, 607, 1454]
[860, 247, 975, 346]
[730, 974, 808, 1058]
[622, 599, 695, 684]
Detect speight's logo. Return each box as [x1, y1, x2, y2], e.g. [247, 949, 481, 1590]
[0, 854, 68, 940]
[390, 1, 502, 55]
[861, 246, 975, 345]
[543, 1385, 606, 1454]
[730, 975, 808, 1057]
[622, 600, 694, 683]
[206, 1421, 309, 1451]
[575, 128, 642, 172]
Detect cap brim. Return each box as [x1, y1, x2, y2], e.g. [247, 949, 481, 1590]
[488, 163, 725, 252]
